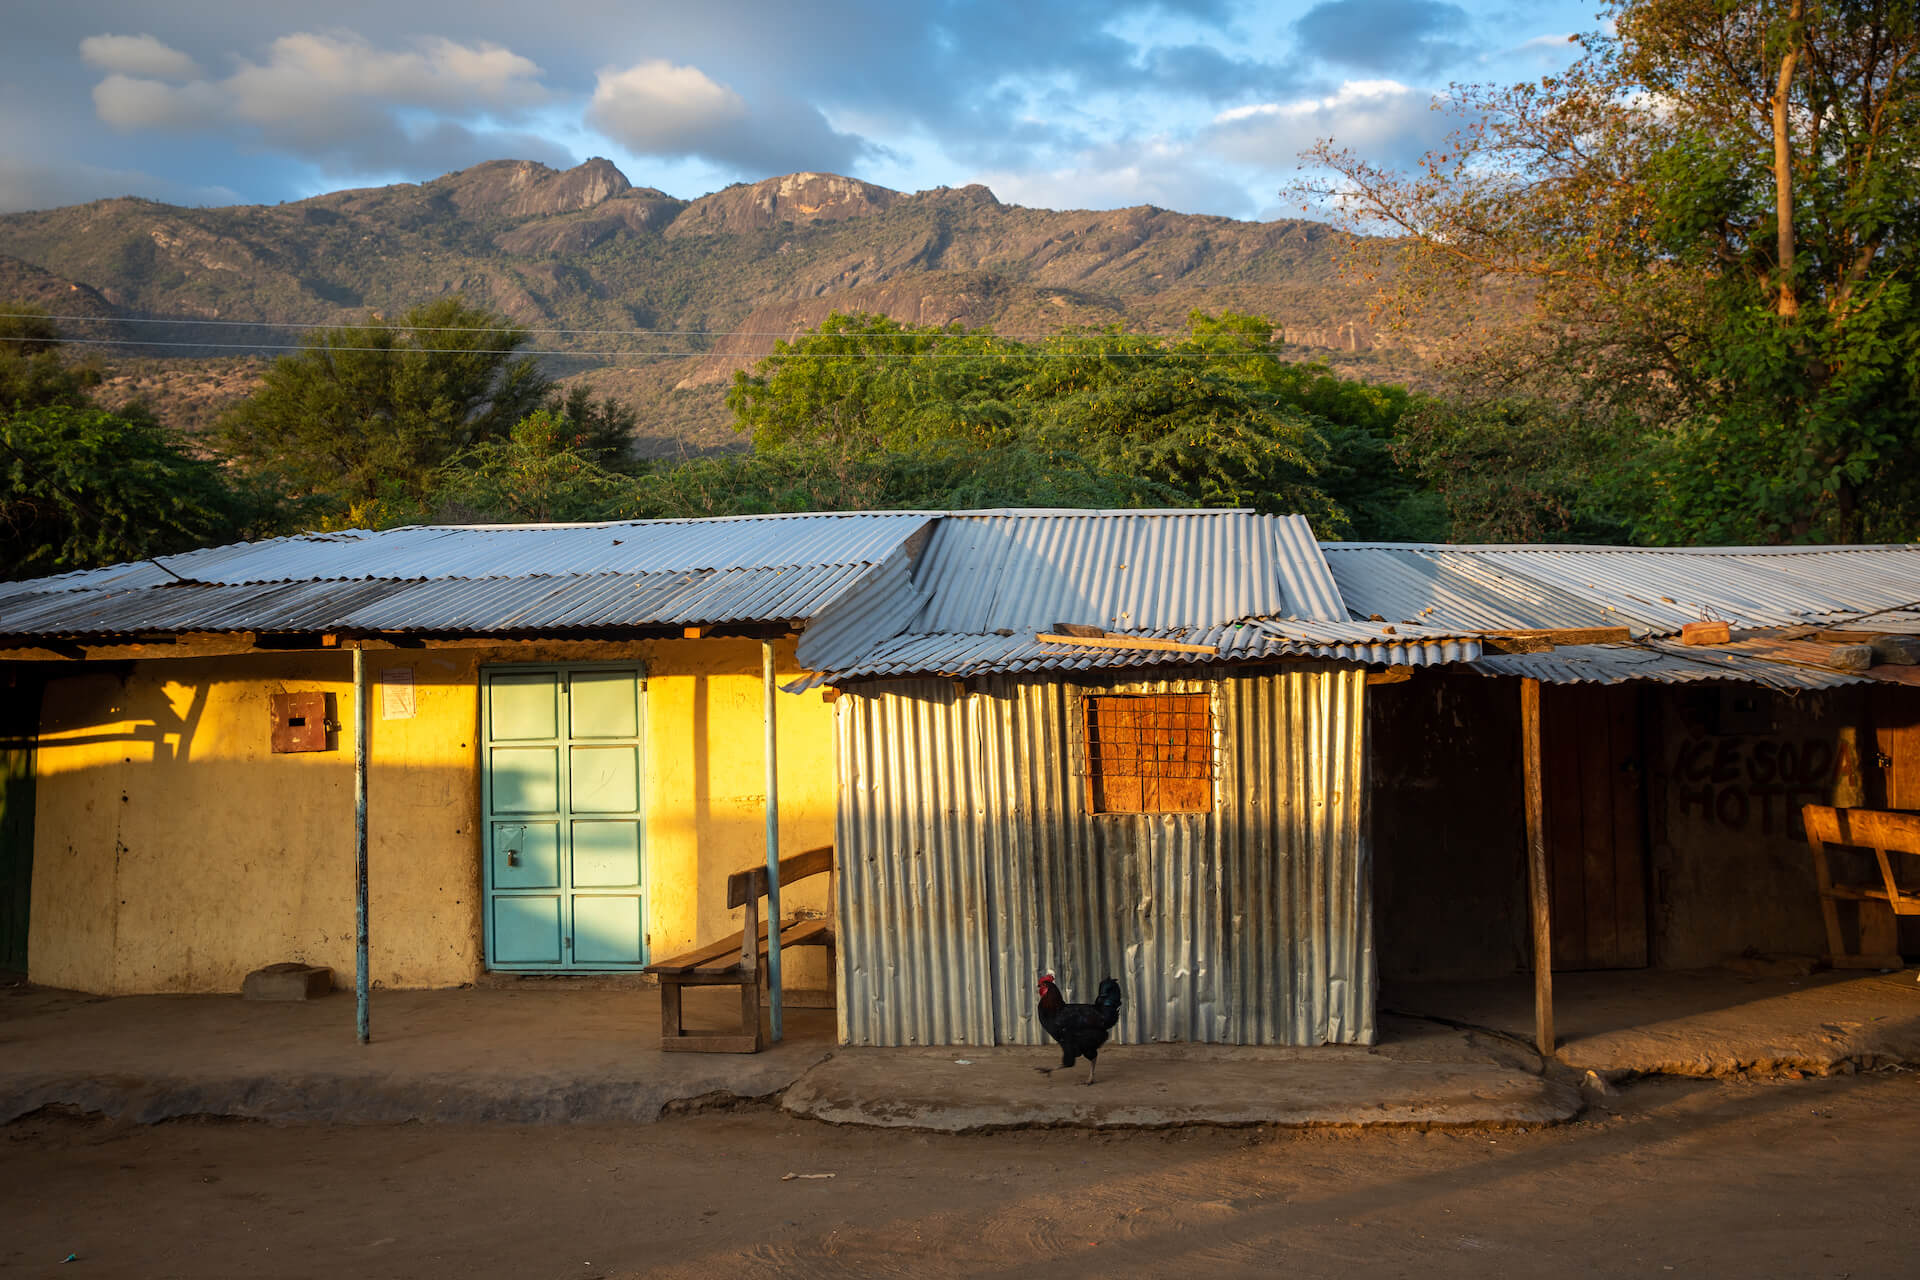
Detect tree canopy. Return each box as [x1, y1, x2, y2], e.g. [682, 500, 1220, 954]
[0, 306, 278, 579]
[725, 310, 1443, 537]
[216, 297, 552, 506]
[1306, 0, 1920, 543]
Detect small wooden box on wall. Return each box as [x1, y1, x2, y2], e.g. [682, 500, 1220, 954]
[269, 691, 335, 753]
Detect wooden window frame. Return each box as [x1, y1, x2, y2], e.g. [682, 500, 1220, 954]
[1082, 691, 1215, 816]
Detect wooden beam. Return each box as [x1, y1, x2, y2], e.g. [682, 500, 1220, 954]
[1520, 677, 1555, 1060]
[1679, 620, 1731, 646]
[1366, 666, 1414, 685]
[683, 625, 710, 639]
[1478, 627, 1632, 654]
[1036, 633, 1220, 655]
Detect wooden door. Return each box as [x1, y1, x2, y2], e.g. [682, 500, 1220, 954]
[1871, 687, 1920, 810]
[1541, 683, 1649, 969]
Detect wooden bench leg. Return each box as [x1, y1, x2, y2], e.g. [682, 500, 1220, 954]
[741, 977, 764, 1051]
[1860, 900, 1901, 962]
[660, 980, 684, 1047]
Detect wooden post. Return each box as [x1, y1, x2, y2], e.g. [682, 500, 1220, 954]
[1520, 678, 1554, 1059]
[353, 644, 370, 1046]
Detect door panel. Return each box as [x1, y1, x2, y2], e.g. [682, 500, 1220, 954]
[571, 896, 645, 963]
[493, 895, 564, 964]
[490, 747, 559, 813]
[568, 745, 640, 812]
[1542, 683, 1649, 970]
[491, 821, 560, 888]
[570, 670, 641, 738]
[489, 675, 559, 739]
[571, 820, 642, 887]
[483, 665, 646, 971]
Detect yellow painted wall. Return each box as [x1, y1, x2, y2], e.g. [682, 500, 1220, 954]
[27, 638, 837, 994]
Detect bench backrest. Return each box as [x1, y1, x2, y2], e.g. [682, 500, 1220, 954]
[1802, 805, 1920, 858]
[727, 844, 833, 909]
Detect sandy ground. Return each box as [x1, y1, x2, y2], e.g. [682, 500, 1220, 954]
[7, 1070, 1920, 1279]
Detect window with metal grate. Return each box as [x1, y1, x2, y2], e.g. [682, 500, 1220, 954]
[1083, 692, 1213, 814]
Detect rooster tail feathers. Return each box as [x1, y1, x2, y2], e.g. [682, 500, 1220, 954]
[1096, 977, 1123, 1010]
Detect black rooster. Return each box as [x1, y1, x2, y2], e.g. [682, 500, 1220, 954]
[1035, 973, 1123, 1084]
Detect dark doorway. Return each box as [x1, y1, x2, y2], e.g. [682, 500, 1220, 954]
[0, 673, 40, 973]
[1542, 683, 1649, 969]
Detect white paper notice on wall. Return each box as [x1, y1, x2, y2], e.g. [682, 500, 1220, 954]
[381, 667, 416, 720]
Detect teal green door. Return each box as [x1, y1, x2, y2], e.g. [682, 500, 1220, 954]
[482, 665, 647, 971]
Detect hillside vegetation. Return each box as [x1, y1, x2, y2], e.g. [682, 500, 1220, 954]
[0, 160, 1454, 451]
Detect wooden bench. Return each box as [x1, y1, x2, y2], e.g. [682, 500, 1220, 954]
[1801, 805, 1920, 969]
[643, 845, 834, 1053]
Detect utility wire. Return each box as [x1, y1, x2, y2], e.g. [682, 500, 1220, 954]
[42, 334, 1288, 361]
[0, 311, 1253, 342]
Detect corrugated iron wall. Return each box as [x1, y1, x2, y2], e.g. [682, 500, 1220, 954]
[834, 664, 1373, 1047]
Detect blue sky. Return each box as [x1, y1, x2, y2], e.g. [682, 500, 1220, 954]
[1, 1, 1595, 220]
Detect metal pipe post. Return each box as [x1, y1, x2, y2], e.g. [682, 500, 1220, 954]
[762, 639, 784, 1043]
[353, 644, 370, 1045]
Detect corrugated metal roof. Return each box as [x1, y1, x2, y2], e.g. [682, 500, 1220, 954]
[1325, 542, 1920, 636]
[0, 566, 892, 638]
[794, 510, 1370, 684]
[792, 621, 1480, 688]
[0, 514, 938, 639]
[8, 512, 935, 593]
[1472, 642, 1871, 689]
[906, 510, 1345, 633]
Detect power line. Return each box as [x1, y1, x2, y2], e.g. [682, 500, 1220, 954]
[43, 334, 1289, 362]
[0, 311, 1244, 342]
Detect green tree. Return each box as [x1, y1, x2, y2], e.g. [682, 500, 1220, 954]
[1, 405, 277, 578]
[722, 310, 1440, 535]
[429, 410, 644, 524]
[0, 304, 101, 412]
[726, 313, 1028, 455]
[545, 384, 641, 472]
[216, 297, 551, 508]
[1305, 0, 1920, 543]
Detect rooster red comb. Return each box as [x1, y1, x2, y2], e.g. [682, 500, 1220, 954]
[1037, 972, 1056, 991]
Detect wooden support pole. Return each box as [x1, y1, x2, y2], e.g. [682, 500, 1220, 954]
[1520, 678, 1554, 1059]
[352, 644, 370, 1046]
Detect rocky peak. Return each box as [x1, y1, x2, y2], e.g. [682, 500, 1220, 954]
[439, 158, 634, 218]
[665, 172, 901, 238]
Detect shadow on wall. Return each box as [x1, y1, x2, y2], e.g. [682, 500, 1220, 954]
[27, 649, 837, 995]
[29, 651, 483, 994]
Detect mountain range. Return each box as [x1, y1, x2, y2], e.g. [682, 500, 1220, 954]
[0, 157, 1457, 452]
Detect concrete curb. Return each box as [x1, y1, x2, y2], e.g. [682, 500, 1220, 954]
[0, 1063, 819, 1127]
[780, 1049, 1586, 1133]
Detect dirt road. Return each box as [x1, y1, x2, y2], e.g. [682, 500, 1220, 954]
[6, 1071, 1918, 1279]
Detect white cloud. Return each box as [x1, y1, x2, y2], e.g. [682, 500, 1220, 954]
[1206, 80, 1453, 171]
[79, 30, 557, 176]
[78, 33, 201, 81]
[93, 73, 224, 131]
[586, 60, 749, 155]
[973, 138, 1256, 216]
[584, 58, 869, 175]
[221, 32, 548, 129]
